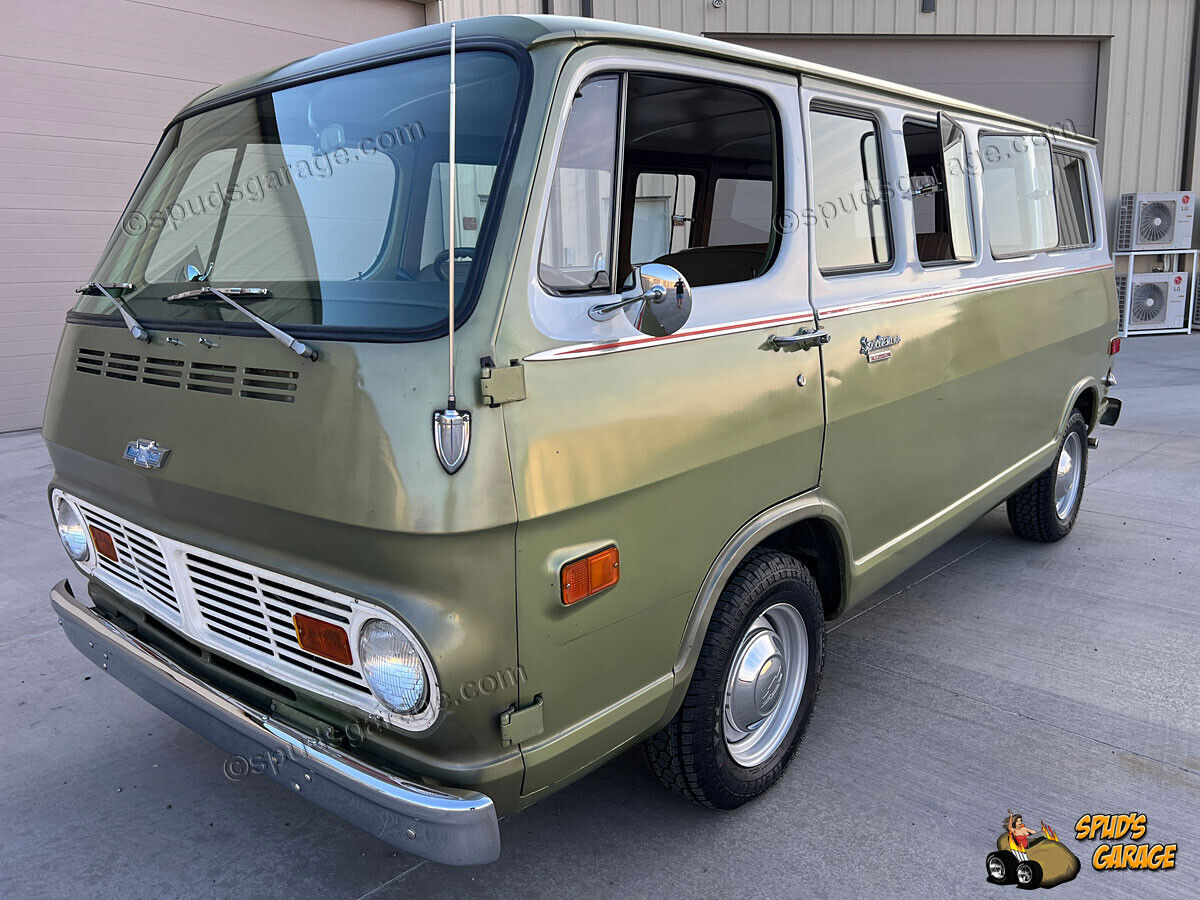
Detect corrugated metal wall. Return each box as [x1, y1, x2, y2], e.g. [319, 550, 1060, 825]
[0, 0, 425, 432]
[440, 0, 1199, 210]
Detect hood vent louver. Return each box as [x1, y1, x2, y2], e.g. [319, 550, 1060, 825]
[142, 357, 184, 389]
[187, 361, 236, 396]
[74, 349, 298, 404]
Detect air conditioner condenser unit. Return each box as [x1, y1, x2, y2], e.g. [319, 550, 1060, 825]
[1115, 272, 1189, 332]
[1116, 191, 1194, 251]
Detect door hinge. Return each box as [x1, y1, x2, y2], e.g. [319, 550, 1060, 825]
[499, 694, 543, 747]
[479, 357, 526, 407]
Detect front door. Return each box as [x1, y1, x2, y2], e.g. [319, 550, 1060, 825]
[499, 61, 824, 796]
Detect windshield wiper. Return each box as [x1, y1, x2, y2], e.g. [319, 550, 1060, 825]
[165, 286, 318, 361]
[76, 282, 151, 343]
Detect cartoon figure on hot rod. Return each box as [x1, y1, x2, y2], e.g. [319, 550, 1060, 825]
[986, 811, 1081, 889]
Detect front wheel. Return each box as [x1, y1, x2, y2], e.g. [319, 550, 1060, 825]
[1016, 859, 1043, 889]
[642, 549, 824, 809]
[1007, 410, 1088, 542]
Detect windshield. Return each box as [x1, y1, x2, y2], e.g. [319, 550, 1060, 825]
[78, 50, 524, 339]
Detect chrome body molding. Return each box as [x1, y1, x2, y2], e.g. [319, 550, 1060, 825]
[50, 580, 500, 866]
[525, 263, 1112, 362]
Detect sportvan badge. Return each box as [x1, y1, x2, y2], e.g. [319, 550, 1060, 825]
[123, 439, 170, 469]
[860, 334, 901, 364]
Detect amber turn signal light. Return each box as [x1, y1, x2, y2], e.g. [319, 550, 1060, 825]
[293, 613, 353, 665]
[88, 525, 119, 563]
[561, 546, 619, 605]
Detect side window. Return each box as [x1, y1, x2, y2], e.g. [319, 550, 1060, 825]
[630, 172, 695, 265]
[809, 108, 892, 272]
[979, 133, 1059, 257]
[1051, 150, 1094, 249]
[621, 75, 779, 288]
[902, 119, 974, 265]
[539, 75, 620, 293]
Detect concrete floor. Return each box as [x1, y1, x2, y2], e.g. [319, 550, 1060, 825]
[1, 336, 1197, 898]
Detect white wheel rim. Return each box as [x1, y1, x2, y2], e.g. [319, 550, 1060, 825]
[1054, 430, 1083, 520]
[722, 602, 808, 768]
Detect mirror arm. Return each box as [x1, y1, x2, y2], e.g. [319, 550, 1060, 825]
[588, 284, 666, 321]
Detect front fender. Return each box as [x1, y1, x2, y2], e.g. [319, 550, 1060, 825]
[660, 490, 852, 728]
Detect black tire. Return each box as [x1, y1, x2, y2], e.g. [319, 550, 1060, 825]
[642, 548, 824, 809]
[1016, 859, 1043, 889]
[986, 850, 1018, 885]
[1007, 409, 1088, 542]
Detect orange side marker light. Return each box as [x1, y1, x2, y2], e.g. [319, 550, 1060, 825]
[561, 546, 619, 605]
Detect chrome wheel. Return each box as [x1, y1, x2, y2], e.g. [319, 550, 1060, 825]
[1016, 863, 1033, 885]
[723, 602, 808, 767]
[987, 856, 1006, 880]
[1054, 430, 1083, 520]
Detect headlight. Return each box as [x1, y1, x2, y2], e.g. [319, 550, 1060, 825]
[54, 497, 91, 562]
[358, 618, 430, 715]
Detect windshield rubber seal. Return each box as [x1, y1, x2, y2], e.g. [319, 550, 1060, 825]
[68, 37, 534, 345]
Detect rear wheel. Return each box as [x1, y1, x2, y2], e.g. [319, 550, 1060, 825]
[1007, 410, 1088, 542]
[642, 549, 824, 809]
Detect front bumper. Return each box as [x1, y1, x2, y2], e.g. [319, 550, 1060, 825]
[50, 579, 501, 865]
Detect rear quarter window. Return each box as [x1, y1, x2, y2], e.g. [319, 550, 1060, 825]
[979, 133, 1059, 258]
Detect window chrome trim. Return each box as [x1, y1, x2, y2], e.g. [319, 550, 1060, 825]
[526, 48, 807, 345]
[806, 101, 897, 276]
[977, 129, 1061, 260]
[1047, 144, 1100, 253]
[900, 114, 979, 269]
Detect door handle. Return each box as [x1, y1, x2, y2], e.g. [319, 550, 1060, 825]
[767, 329, 831, 351]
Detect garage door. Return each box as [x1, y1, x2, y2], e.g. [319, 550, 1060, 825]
[721, 37, 1100, 137]
[0, 0, 426, 432]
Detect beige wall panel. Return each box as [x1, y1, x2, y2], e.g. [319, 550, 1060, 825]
[0, 0, 427, 431]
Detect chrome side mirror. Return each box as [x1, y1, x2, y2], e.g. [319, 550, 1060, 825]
[588, 263, 693, 336]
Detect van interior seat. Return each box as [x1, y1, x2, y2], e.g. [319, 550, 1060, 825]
[651, 244, 767, 288]
[916, 232, 953, 263]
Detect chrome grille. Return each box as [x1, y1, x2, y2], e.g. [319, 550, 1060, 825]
[79, 504, 180, 619]
[68, 497, 380, 710]
[184, 552, 368, 693]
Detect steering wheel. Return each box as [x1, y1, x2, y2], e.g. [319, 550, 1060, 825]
[433, 247, 476, 282]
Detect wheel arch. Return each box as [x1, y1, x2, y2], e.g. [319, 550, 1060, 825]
[1061, 378, 1101, 434]
[661, 492, 851, 726]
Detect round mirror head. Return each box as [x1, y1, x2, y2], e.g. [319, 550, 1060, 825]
[624, 263, 693, 336]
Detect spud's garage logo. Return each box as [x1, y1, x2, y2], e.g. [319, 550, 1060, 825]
[986, 810, 1081, 889]
[1075, 813, 1177, 871]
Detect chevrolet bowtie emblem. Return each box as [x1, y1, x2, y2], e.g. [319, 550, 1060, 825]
[123, 439, 170, 469]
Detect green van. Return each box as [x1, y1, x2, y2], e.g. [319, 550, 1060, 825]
[45, 16, 1121, 865]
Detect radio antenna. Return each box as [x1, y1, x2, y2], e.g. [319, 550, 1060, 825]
[446, 21, 457, 408]
[432, 22, 471, 474]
